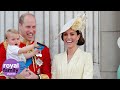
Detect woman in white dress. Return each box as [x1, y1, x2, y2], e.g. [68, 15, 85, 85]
[117, 37, 120, 79]
[51, 14, 93, 79]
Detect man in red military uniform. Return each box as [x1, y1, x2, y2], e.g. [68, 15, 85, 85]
[0, 13, 51, 79]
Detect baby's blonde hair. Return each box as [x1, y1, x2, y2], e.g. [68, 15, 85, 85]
[5, 29, 19, 39]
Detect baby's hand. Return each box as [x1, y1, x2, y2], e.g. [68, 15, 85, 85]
[33, 41, 40, 48]
[34, 49, 40, 55]
[34, 49, 42, 57]
[17, 68, 38, 79]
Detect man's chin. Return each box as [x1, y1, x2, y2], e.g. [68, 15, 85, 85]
[27, 38, 34, 42]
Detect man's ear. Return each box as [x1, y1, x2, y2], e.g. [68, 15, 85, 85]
[6, 39, 8, 42]
[18, 23, 22, 33]
[19, 22, 22, 28]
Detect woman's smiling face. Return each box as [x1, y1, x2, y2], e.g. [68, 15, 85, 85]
[63, 28, 80, 49]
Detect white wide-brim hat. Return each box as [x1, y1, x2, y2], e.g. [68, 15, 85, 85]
[57, 13, 87, 38]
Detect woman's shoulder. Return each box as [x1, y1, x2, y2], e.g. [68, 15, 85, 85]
[84, 51, 92, 56]
[79, 48, 92, 57]
[54, 52, 65, 58]
[79, 49, 93, 63]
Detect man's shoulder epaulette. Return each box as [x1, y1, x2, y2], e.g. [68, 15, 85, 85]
[0, 41, 7, 50]
[37, 42, 46, 47]
[37, 42, 47, 51]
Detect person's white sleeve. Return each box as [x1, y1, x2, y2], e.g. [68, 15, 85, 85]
[8, 45, 20, 55]
[51, 55, 57, 79]
[83, 53, 93, 79]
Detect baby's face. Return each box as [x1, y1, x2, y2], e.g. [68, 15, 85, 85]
[7, 33, 20, 46]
